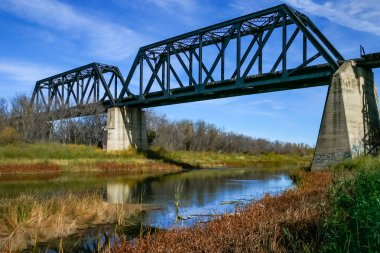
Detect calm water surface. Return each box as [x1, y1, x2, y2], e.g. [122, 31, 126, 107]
[0, 166, 294, 250]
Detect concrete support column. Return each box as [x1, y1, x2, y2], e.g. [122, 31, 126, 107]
[103, 107, 148, 151]
[311, 61, 380, 170]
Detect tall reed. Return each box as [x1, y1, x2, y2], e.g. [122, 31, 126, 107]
[0, 192, 143, 251]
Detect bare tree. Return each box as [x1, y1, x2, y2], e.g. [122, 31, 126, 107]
[146, 110, 311, 155]
[0, 98, 8, 131]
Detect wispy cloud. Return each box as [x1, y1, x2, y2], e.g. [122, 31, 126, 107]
[0, 60, 60, 98]
[0, 60, 58, 83]
[114, 0, 205, 28]
[0, 0, 147, 61]
[283, 0, 380, 37]
[230, 0, 380, 37]
[247, 99, 286, 111]
[147, 0, 196, 12]
[229, 0, 279, 14]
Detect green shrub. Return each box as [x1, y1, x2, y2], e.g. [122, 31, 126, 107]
[322, 157, 380, 253]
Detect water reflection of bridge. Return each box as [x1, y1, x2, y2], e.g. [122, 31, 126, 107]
[31, 5, 380, 170]
[106, 183, 132, 204]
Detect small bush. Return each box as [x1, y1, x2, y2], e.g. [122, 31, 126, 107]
[0, 127, 20, 145]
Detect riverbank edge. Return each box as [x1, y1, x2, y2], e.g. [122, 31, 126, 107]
[114, 169, 332, 252]
[113, 156, 380, 252]
[0, 143, 311, 174]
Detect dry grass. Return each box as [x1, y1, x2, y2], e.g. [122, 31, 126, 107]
[116, 171, 332, 253]
[159, 150, 312, 169]
[96, 162, 180, 172]
[0, 192, 146, 252]
[0, 163, 60, 174]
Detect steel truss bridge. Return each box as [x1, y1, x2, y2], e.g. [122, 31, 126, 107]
[31, 4, 380, 115]
[32, 4, 349, 112]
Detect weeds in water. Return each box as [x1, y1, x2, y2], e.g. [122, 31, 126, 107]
[174, 182, 183, 209]
[174, 182, 183, 225]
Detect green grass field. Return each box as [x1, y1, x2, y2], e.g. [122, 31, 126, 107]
[0, 143, 311, 173]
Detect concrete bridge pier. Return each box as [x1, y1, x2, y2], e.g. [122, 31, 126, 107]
[103, 107, 148, 151]
[312, 61, 380, 170]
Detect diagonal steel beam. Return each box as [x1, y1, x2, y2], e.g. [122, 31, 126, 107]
[203, 25, 238, 85]
[283, 7, 340, 70]
[144, 54, 165, 92]
[170, 45, 198, 86]
[242, 15, 281, 79]
[271, 27, 300, 72]
[169, 64, 184, 88]
[192, 50, 215, 83]
[144, 57, 164, 94]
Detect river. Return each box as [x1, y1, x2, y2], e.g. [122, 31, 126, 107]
[0, 166, 294, 251]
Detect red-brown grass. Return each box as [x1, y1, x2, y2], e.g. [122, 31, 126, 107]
[0, 163, 60, 174]
[116, 171, 332, 253]
[0, 173, 61, 181]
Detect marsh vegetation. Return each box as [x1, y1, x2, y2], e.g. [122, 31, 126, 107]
[0, 192, 146, 252]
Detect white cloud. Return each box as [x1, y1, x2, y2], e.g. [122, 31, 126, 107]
[247, 99, 286, 110]
[0, 60, 58, 83]
[283, 0, 380, 37]
[114, 0, 203, 28]
[0, 60, 60, 98]
[229, 0, 279, 14]
[0, 0, 147, 61]
[229, 0, 380, 37]
[147, 0, 196, 11]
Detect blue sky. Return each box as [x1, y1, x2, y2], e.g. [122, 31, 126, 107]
[0, 0, 379, 145]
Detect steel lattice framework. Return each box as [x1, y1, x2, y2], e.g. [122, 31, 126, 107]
[31, 4, 344, 113]
[32, 63, 125, 115]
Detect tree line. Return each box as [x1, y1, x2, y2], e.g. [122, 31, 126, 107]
[146, 111, 311, 155]
[0, 95, 105, 146]
[0, 95, 311, 155]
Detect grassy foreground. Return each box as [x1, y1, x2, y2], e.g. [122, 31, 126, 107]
[109, 156, 379, 252]
[0, 143, 311, 174]
[321, 156, 380, 252]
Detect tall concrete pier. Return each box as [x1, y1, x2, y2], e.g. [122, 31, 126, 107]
[312, 61, 380, 170]
[103, 107, 148, 151]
